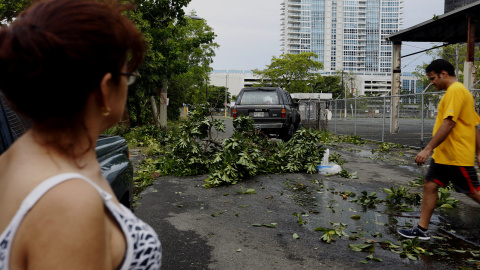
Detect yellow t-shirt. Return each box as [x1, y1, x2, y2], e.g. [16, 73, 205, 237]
[432, 82, 480, 166]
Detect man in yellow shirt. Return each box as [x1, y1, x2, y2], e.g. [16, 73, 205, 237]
[398, 59, 480, 240]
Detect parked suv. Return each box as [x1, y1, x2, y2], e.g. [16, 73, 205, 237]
[232, 87, 301, 140]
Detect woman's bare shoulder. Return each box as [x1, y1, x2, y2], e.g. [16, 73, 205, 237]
[12, 178, 112, 269]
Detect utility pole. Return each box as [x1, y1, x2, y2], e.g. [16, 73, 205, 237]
[341, 70, 346, 118]
[225, 74, 228, 118]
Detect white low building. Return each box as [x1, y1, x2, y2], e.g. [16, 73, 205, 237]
[209, 70, 420, 99]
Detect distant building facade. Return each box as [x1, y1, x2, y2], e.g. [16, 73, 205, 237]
[280, 0, 404, 73]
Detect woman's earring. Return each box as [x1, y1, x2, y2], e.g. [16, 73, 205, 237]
[102, 107, 111, 116]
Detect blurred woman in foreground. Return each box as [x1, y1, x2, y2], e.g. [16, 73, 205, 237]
[0, 0, 161, 269]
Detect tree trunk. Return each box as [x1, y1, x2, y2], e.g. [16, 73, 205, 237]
[150, 95, 161, 129]
[158, 80, 168, 129]
[121, 106, 130, 127]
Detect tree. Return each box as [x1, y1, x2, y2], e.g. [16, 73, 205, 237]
[128, 0, 191, 128]
[167, 12, 218, 119]
[315, 76, 343, 98]
[252, 52, 324, 93]
[128, 1, 217, 127]
[0, 0, 31, 25]
[206, 86, 230, 108]
[414, 43, 480, 90]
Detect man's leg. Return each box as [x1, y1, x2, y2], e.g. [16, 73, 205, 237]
[467, 190, 480, 204]
[398, 180, 438, 240]
[418, 180, 439, 229]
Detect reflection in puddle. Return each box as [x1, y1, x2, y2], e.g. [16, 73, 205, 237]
[397, 165, 422, 174]
[353, 150, 377, 158]
[285, 178, 480, 268]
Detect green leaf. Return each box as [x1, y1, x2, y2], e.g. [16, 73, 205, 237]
[350, 215, 361, 220]
[348, 244, 375, 252]
[440, 204, 454, 208]
[293, 233, 300, 239]
[366, 254, 383, 262]
[406, 254, 418, 260]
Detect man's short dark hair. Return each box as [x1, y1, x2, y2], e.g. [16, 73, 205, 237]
[425, 59, 455, 77]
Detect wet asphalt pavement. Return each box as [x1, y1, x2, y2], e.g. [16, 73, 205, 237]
[132, 122, 480, 269]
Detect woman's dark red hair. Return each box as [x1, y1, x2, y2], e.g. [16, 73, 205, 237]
[0, 0, 146, 157]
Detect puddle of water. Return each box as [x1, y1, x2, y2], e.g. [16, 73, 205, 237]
[353, 149, 377, 158]
[285, 178, 480, 268]
[397, 165, 422, 174]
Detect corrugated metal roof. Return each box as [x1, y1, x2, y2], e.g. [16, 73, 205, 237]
[386, 1, 480, 43]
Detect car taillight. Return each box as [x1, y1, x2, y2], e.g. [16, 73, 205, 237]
[281, 108, 286, 118]
[233, 109, 237, 118]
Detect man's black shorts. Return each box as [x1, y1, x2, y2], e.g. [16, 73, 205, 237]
[426, 159, 480, 194]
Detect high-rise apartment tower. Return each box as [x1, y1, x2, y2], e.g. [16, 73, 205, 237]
[280, 0, 404, 74]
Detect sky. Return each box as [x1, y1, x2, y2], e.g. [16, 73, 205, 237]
[184, 0, 444, 72]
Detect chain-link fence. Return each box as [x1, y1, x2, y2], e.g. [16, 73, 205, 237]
[298, 99, 329, 131]
[321, 88, 480, 149]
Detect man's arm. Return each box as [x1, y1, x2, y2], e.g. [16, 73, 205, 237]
[415, 116, 455, 166]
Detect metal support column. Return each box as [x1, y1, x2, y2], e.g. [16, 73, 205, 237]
[390, 41, 401, 134]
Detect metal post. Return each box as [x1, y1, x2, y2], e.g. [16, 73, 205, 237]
[354, 96, 357, 135]
[390, 41, 402, 134]
[421, 91, 424, 145]
[421, 83, 432, 146]
[334, 99, 337, 133]
[382, 96, 386, 142]
[225, 74, 228, 118]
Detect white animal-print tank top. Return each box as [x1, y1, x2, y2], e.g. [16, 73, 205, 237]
[0, 173, 161, 270]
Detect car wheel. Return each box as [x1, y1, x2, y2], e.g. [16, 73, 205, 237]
[281, 124, 295, 141]
[296, 122, 303, 130]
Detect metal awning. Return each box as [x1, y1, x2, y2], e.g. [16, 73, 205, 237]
[386, 1, 480, 43]
[385, 1, 480, 135]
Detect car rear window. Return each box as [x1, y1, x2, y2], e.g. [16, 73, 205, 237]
[239, 91, 279, 105]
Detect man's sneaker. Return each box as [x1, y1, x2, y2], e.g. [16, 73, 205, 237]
[398, 227, 430, 240]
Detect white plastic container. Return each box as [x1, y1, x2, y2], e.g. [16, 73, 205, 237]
[317, 149, 342, 175]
